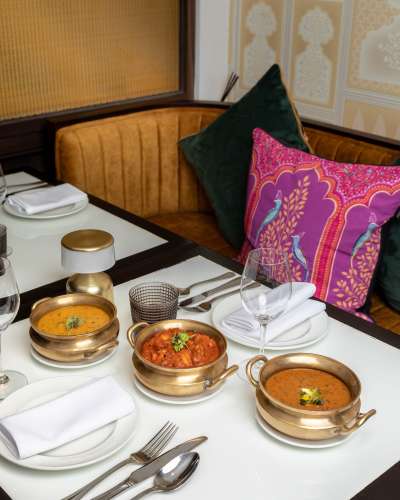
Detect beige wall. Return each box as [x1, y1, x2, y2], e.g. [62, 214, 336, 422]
[228, 0, 400, 141]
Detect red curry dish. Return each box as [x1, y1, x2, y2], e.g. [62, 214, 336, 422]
[141, 328, 220, 368]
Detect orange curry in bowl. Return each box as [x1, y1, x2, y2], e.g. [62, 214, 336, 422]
[37, 305, 110, 336]
[265, 367, 352, 411]
[141, 328, 220, 368]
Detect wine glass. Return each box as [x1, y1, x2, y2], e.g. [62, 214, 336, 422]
[239, 247, 292, 380]
[0, 163, 7, 204]
[0, 257, 27, 399]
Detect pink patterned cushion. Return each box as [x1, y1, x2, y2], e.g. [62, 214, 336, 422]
[239, 128, 400, 313]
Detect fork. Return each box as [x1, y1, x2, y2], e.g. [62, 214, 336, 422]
[177, 271, 236, 295]
[62, 421, 178, 500]
[179, 282, 260, 312]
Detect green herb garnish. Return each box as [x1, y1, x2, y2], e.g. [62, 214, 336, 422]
[171, 332, 191, 352]
[65, 315, 84, 330]
[299, 387, 324, 406]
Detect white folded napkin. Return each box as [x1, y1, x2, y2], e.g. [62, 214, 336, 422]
[222, 282, 325, 344]
[0, 376, 135, 459]
[6, 183, 88, 215]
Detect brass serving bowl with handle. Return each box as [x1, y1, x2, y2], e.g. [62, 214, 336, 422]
[29, 293, 119, 362]
[247, 353, 376, 441]
[127, 319, 238, 396]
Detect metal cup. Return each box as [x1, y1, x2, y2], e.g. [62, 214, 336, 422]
[129, 282, 179, 324]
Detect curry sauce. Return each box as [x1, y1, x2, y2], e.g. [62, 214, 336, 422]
[37, 305, 110, 336]
[141, 328, 220, 368]
[265, 367, 352, 411]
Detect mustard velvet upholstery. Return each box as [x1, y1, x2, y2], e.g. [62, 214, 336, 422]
[55, 104, 400, 332]
[55, 107, 225, 218]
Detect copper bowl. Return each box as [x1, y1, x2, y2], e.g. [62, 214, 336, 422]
[247, 353, 376, 441]
[127, 319, 238, 396]
[29, 293, 119, 362]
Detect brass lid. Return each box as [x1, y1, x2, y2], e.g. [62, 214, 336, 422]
[61, 229, 114, 252]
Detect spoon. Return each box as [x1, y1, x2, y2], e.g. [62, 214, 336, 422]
[129, 451, 199, 499]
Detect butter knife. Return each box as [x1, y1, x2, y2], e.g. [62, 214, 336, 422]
[6, 183, 48, 197]
[179, 276, 241, 307]
[91, 436, 207, 500]
[6, 180, 47, 189]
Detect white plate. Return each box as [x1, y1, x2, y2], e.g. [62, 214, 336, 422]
[133, 376, 224, 405]
[3, 198, 88, 219]
[0, 376, 138, 470]
[212, 295, 329, 350]
[30, 347, 116, 370]
[255, 411, 352, 449]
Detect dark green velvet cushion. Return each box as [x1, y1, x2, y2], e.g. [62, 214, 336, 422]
[179, 64, 310, 250]
[377, 157, 400, 311]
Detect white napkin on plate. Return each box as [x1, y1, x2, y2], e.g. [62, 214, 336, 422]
[0, 376, 135, 459]
[6, 183, 88, 215]
[222, 282, 325, 343]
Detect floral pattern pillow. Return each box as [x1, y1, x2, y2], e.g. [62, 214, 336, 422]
[239, 128, 400, 313]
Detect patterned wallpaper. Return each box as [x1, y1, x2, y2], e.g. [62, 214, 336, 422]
[229, 0, 400, 141]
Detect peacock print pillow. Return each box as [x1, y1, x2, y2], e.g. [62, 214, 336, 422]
[239, 128, 400, 314]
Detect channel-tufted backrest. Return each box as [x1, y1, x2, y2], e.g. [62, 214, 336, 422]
[56, 107, 223, 217]
[305, 128, 400, 165]
[56, 105, 400, 218]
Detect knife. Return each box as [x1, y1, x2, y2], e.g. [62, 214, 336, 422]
[91, 436, 207, 500]
[6, 180, 47, 189]
[179, 276, 241, 307]
[6, 183, 48, 197]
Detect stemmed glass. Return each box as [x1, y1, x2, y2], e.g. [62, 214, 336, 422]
[0, 163, 7, 204]
[239, 247, 292, 379]
[0, 257, 27, 399]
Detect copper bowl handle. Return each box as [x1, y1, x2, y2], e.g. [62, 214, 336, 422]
[31, 297, 51, 311]
[83, 339, 119, 359]
[338, 409, 376, 435]
[127, 322, 149, 349]
[206, 364, 239, 390]
[246, 355, 268, 387]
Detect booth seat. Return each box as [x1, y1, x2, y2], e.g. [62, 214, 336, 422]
[54, 102, 400, 332]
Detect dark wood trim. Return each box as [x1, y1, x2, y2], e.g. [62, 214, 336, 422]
[0, 489, 11, 500]
[16, 241, 198, 321]
[352, 462, 400, 500]
[179, 0, 195, 101]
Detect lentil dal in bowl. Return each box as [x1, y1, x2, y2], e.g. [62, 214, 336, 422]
[247, 353, 376, 441]
[29, 293, 119, 362]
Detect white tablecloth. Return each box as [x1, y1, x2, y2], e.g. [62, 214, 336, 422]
[1, 172, 166, 292]
[1, 256, 399, 500]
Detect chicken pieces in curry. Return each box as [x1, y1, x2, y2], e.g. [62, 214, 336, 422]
[141, 328, 220, 368]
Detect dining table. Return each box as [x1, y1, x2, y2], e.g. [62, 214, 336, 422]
[0, 173, 399, 500]
[2, 172, 190, 320]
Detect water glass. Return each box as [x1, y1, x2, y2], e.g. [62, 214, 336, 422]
[241, 247, 292, 354]
[0, 257, 27, 399]
[129, 282, 179, 324]
[239, 247, 292, 381]
[0, 163, 7, 204]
